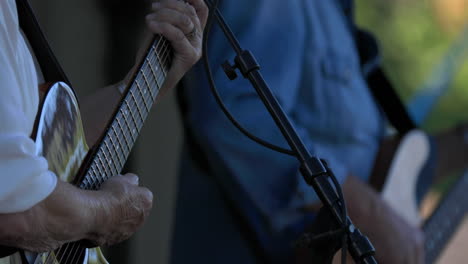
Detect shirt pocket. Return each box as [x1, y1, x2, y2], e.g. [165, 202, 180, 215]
[295, 49, 377, 145]
[321, 50, 382, 143]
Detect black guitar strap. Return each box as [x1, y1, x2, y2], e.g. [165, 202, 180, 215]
[0, 0, 70, 259]
[16, 0, 70, 84]
[339, 0, 417, 133]
[354, 28, 417, 134]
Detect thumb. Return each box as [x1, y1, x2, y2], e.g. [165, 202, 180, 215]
[121, 173, 139, 185]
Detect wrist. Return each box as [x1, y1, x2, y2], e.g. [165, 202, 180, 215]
[79, 189, 115, 244]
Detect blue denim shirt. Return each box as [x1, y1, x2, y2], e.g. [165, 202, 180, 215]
[173, 0, 385, 262]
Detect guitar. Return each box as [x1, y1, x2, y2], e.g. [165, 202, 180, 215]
[376, 130, 468, 264]
[2, 34, 172, 264]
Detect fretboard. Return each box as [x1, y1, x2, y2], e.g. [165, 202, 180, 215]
[79, 35, 173, 190]
[423, 171, 468, 263]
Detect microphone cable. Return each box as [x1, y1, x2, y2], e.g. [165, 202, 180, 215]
[201, 1, 352, 263]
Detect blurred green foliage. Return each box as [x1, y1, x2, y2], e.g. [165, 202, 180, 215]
[355, 0, 468, 133]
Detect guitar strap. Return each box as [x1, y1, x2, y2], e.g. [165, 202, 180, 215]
[16, 0, 70, 85]
[337, 0, 417, 134]
[353, 28, 417, 134]
[344, 2, 437, 205]
[0, 0, 70, 259]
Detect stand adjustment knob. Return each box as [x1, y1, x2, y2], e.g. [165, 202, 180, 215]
[222, 60, 238, 80]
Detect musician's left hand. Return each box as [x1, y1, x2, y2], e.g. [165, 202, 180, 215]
[81, 0, 208, 146]
[146, 0, 208, 97]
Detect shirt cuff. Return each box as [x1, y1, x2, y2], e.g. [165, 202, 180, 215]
[0, 170, 57, 213]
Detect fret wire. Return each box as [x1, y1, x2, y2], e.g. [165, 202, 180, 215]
[157, 42, 170, 83]
[103, 137, 122, 169]
[90, 165, 101, 189]
[86, 165, 99, 189]
[129, 89, 146, 125]
[145, 58, 157, 99]
[115, 113, 133, 152]
[137, 73, 152, 112]
[137, 75, 154, 109]
[106, 132, 125, 168]
[151, 45, 164, 91]
[141, 53, 156, 96]
[99, 147, 116, 175]
[110, 125, 129, 162]
[159, 40, 170, 76]
[101, 145, 119, 175]
[111, 120, 130, 155]
[80, 178, 90, 190]
[135, 76, 154, 113]
[143, 57, 159, 92]
[118, 105, 137, 141]
[133, 81, 153, 118]
[154, 42, 168, 78]
[124, 98, 142, 136]
[147, 49, 162, 89]
[95, 153, 110, 180]
[129, 92, 145, 130]
[153, 36, 170, 72]
[155, 61, 166, 92]
[150, 58, 164, 94]
[144, 73, 158, 100]
[143, 58, 160, 97]
[132, 80, 149, 116]
[82, 178, 89, 187]
[98, 150, 115, 177]
[150, 38, 163, 75]
[84, 174, 95, 190]
[120, 105, 137, 142]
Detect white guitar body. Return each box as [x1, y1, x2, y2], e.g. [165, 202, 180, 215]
[380, 129, 468, 263]
[381, 130, 430, 227]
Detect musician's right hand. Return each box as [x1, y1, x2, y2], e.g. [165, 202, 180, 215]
[87, 173, 153, 247]
[343, 175, 425, 264]
[0, 174, 153, 252]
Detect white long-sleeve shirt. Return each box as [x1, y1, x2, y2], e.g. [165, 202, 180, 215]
[0, 0, 57, 213]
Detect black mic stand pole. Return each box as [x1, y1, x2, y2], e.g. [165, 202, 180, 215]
[203, 1, 378, 263]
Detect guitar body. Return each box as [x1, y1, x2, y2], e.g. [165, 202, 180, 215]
[379, 129, 468, 263]
[381, 130, 430, 227]
[2, 82, 108, 264]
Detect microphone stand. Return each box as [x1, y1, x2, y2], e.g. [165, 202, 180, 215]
[202, 1, 378, 263]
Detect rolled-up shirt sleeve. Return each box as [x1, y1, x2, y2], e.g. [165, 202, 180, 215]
[0, 134, 57, 213]
[0, 3, 57, 213]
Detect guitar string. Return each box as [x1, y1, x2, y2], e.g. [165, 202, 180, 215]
[424, 173, 468, 262]
[48, 36, 172, 264]
[55, 42, 170, 264]
[79, 36, 169, 192]
[39, 36, 169, 264]
[90, 37, 171, 188]
[86, 38, 169, 189]
[51, 43, 170, 264]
